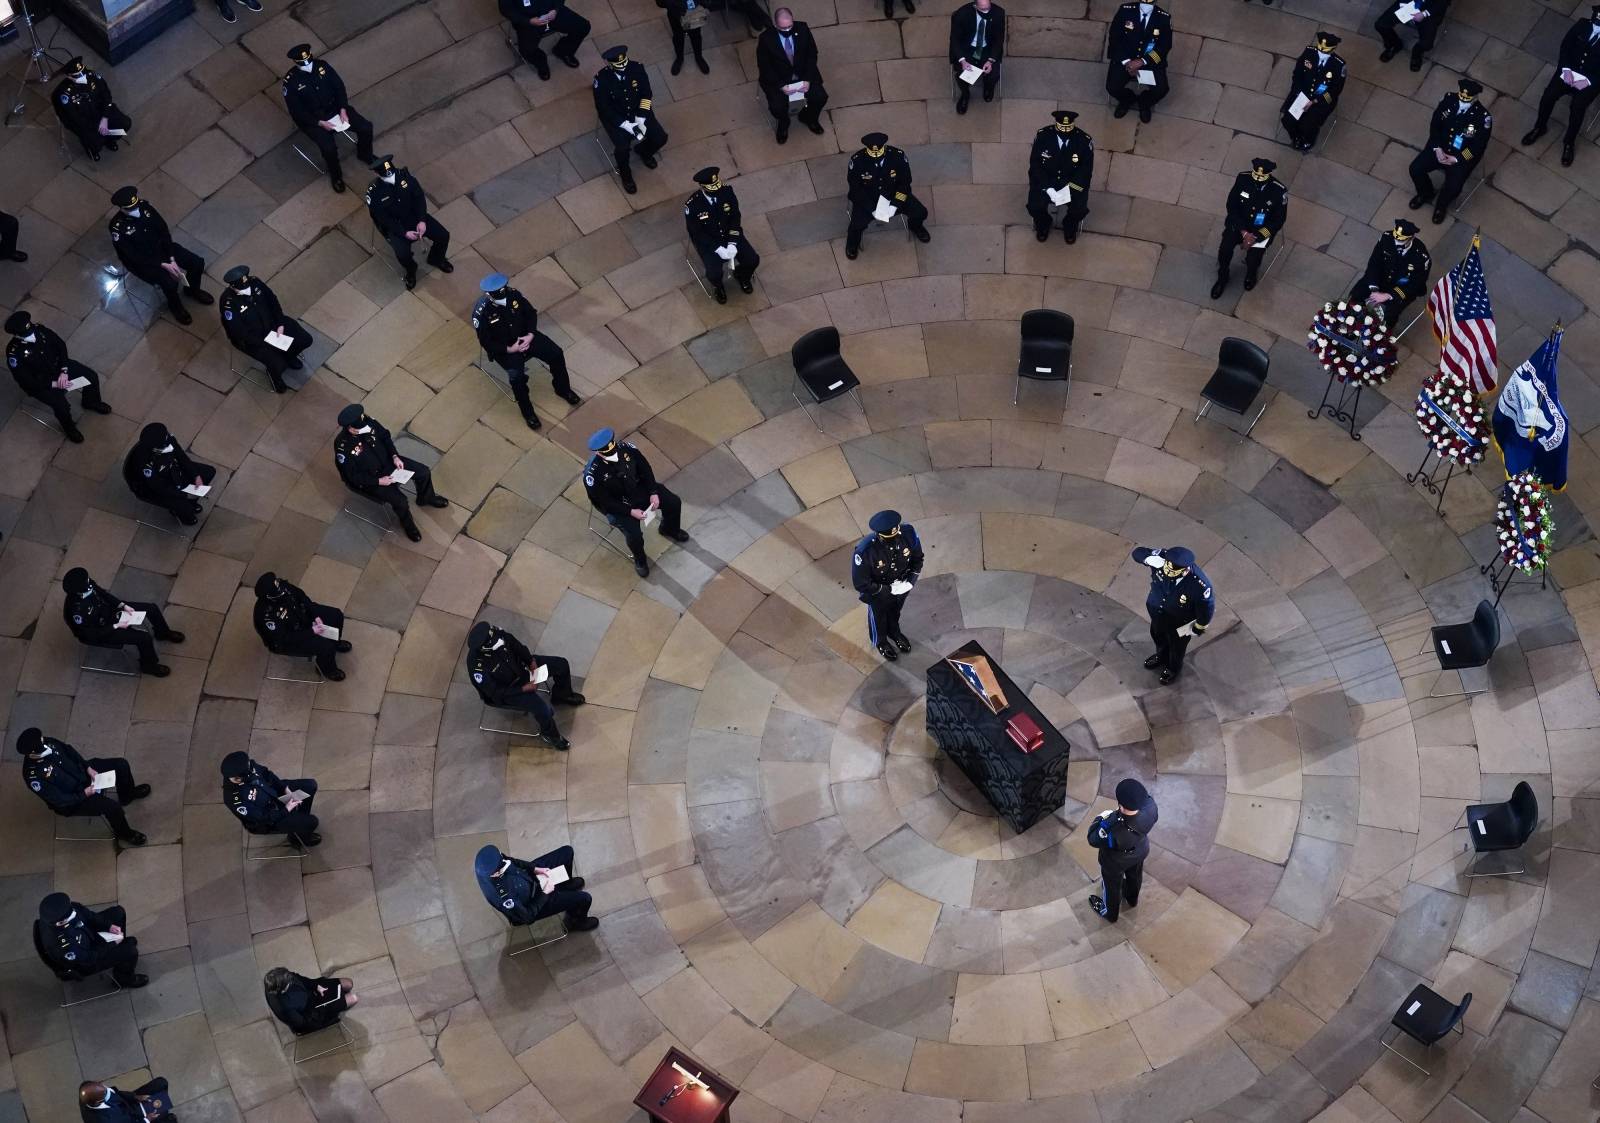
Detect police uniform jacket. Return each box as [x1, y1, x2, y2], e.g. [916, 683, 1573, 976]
[851, 526, 924, 601]
[334, 418, 402, 490]
[226, 760, 293, 831]
[583, 442, 658, 520]
[847, 146, 914, 209]
[124, 438, 204, 502]
[1132, 547, 1215, 626]
[592, 61, 654, 129]
[468, 630, 539, 706]
[1425, 93, 1492, 166]
[364, 172, 429, 239]
[1224, 171, 1288, 240]
[36, 902, 122, 974]
[1086, 788, 1159, 871]
[80, 1084, 170, 1123]
[22, 735, 93, 810]
[1363, 234, 1431, 301]
[948, 3, 1005, 65]
[221, 283, 287, 354]
[109, 204, 178, 276]
[63, 577, 124, 641]
[52, 72, 116, 135]
[684, 187, 745, 253]
[1107, 1, 1170, 70]
[756, 23, 823, 90]
[1028, 126, 1093, 194]
[501, 0, 565, 27]
[253, 580, 319, 652]
[7, 325, 72, 398]
[1556, 17, 1600, 78]
[281, 61, 349, 129]
[481, 855, 548, 925]
[471, 290, 539, 362]
[1287, 47, 1346, 108]
[272, 972, 346, 1034]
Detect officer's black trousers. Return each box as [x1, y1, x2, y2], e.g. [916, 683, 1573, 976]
[1347, 276, 1416, 328]
[129, 244, 207, 318]
[57, 757, 141, 839]
[605, 116, 669, 175]
[134, 463, 216, 523]
[529, 845, 592, 922]
[1281, 95, 1334, 148]
[25, 360, 105, 429]
[666, 6, 704, 62]
[1098, 856, 1142, 921]
[608, 487, 682, 562]
[1533, 77, 1599, 146]
[695, 238, 760, 289]
[266, 605, 346, 675]
[237, 318, 314, 389]
[484, 657, 571, 737]
[1149, 608, 1191, 673]
[385, 217, 451, 279]
[865, 589, 910, 648]
[84, 904, 143, 982]
[354, 458, 440, 532]
[298, 109, 375, 184]
[1408, 149, 1476, 212]
[512, 8, 591, 71]
[1106, 62, 1168, 110]
[845, 193, 929, 253]
[0, 210, 19, 257]
[1026, 185, 1089, 240]
[497, 331, 571, 421]
[272, 778, 319, 842]
[79, 604, 175, 669]
[65, 103, 132, 159]
[1216, 223, 1267, 281]
[1376, 9, 1439, 65]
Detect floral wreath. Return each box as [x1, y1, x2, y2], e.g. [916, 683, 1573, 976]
[1495, 470, 1554, 573]
[1414, 368, 1488, 466]
[1307, 302, 1398, 387]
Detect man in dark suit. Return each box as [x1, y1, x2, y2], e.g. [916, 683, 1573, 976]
[684, 167, 760, 303]
[501, 0, 590, 80]
[476, 843, 597, 931]
[281, 44, 376, 192]
[123, 422, 216, 525]
[36, 893, 147, 987]
[364, 155, 453, 290]
[756, 8, 827, 143]
[1376, 0, 1450, 72]
[948, 0, 1004, 114]
[1105, 1, 1171, 122]
[59, 569, 181, 680]
[1349, 219, 1431, 327]
[79, 1080, 174, 1123]
[108, 185, 213, 325]
[253, 571, 350, 681]
[333, 404, 449, 542]
[1522, 5, 1600, 166]
[20, 726, 152, 844]
[1087, 778, 1159, 922]
[1026, 110, 1093, 244]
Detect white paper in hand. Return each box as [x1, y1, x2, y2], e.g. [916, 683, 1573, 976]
[92, 771, 118, 792]
[1045, 186, 1071, 207]
[1142, 553, 1165, 569]
[319, 625, 340, 641]
[264, 330, 294, 351]
[104, 128, 127, 137]
[788, 87, 808, 102]
[388, 467, 415, 485]
[889, 579, 913, 596]
[873, 195, 898, 222]
[279, 789, 311, 804]
[1176, 622, 1195, 638]
[181, 482, 210, 497]
[534, 664, 550, 685]
[1136, 68, 1158, 86]
[97, 929, 123, 943]
[65, 376, 92, 391]
[1288, 92, 1311, 120]
[536, 864, 569, 893]
[1395, 1, 1420, 21]
[120, 609, 147, 627]
[640, 507, 661, 528]
[959, 65, 982, 85]
[324, 116, 350, 133]
[715, 244, 738, 261]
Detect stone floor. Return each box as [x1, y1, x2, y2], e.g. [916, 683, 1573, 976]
[3, 0, 1600, 1120]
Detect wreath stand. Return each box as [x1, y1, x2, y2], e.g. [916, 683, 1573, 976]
[1481, 552, 1546, 608]
[1309, 371, 1365, 441]
[1406, 446, 1468, 517]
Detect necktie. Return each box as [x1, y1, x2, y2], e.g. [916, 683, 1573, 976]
[782, 33, 794, 61]
[973, 14, 986, 51]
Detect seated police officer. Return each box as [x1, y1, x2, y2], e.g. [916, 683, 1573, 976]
[281, 44, 376, 193]
[1409, 78, 1492, 226]
[1026, 110, 1092, 245]
[472, 272, 580, 431]
[333, 403, 449, 542]
[220, 265, 313, 394]
[593, 46, 668, 195]
[684, 166, 759, 305]
[36, 892, 147, 988]
[222, 751, 320, 848]
[6, 309, 112, 443]
[123, 422, 217, 525]
[466, 619, 582, 749]
[582, 427, 688, 578]
[1349, 219, 1431, 327]
[52, 57, 131, 163]
[364, 155, 452, 291]
[253, 571, 350, 681]
[1132, 545, 1213, 685]
[18, 727, 150, 846]
[79, 1080, 174, 1123]
[263, 967, 359, 1035]
[844, 132, 931, 260]
[1211, 157, 1287, 300]
[851, 509, 923, 662]
[108, 185, 213, 326]
[62, 566, 182, 678]
[475, 843, 597, 932]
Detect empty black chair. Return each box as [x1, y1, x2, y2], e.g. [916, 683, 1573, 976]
[1380, 984, 1470, 1076]
[1014, 309, 1074, 404]
[1428, 599, 1499, 698]
[1456, 780, 1538, 878]
[790, 326, 863, 431]
[32, 922, 121, 1008]
[1196, 337, 1270, 435]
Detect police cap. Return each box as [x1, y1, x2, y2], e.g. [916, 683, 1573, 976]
[110, 185, 139, 208]
[868, 510, 901, 535]
[63, 567, 91, 595]
[861, 131, 888, 147]
[16, 727, 44, 755]
[220, 751, 250, 779]
[480, 272, 509, 293]
[337, 403, 366, 428]
[588, 427, 617, 452]
[1163, 546, 1196, 568]
[5, 310, 32, 335]
[39, 893, 73, 924]
[223, 265, 251, 287]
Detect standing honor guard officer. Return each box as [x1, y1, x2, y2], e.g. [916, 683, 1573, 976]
[684, 167, 759, 304]
[0, 208, 25, 262]
[658, 0, 709, 75]
[594, 46, 668, 195]
[503, 0, 590, 79]
[949, 0, 1005, 115]
[466, 621, 584, 749]
[53, 57, 130, 162]
[583, 427, 689, 578]
[1087, 778, 1159, 922]
[1211, 158, 1287, 300]
[1106, 0, 1171, 123]
[282, 45, 376, 193]
[6, 310, 111, 443]
[37, 893, 147, 987]
[756, 9, 827, 144]
[1409, 78, 1491, 225]
[60, 568, 183, 679]
[253, 572, 351, 681]
[1349, 219, 1430, 327]
[220, 265, 313, 394]
[1027, 110, 1092, 244]
[472, 273, 580, 430]
[1281, 31, 1345, 151]
[333, 404, 449, 542]
[365, 156, 453, 290]
[108, 185, 213, 326]
[1377, 0, 1450, 72]
[844, 132, 931, 260]
[852, 510, 923, 662]
[19, 727, 152, 845]
[1132, 545, 1212, 685]
[1522, 5, 1600, 167]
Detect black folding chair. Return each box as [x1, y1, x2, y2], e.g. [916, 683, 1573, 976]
[1014, 309, 1073, 404]
[1427, 599, 1498, 698]
[790, 326, 864, 431]
[1379, 984, 1470, 1076]
[1195, 337, 1269, 436]
[1454, 780, 1538, 878]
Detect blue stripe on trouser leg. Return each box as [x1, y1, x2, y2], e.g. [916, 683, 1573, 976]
[868, 603, 879, 647]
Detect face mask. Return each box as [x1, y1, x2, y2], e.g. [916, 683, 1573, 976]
[490, 637, 505, 650]
[602, 451, 620, 462]
[382, 172, 396, 184]
[354, 425, 372, 434]
[1252, 170, 1269, 182]
[72, 73, 87, 84]
[23, 332, 35, 342]
[237, 286, 252, 295]
[158, 443, 175, 453]
[127, 207, 141, 217]
[299, 60, 313, 71]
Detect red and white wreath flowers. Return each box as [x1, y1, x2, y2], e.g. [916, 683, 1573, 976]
[1496, 470, 1554, 573]
[1307, 302, 1399, 387]
[1415, 368, 1488, 466]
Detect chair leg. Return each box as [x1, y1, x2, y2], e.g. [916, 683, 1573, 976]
[81, 648, 142, 677]
[244, 828, 308, 862]
[1426, 668, 1489, 700]
[231, 355, 278, 394]
[291, 143, 327, 176]
[684, 256, 713, 301]
[343, 502, 394, 536]
[19, 401, 64, 434]
[593, 130, 619, 179]
[1012, 371, 1021, 407]
[291, 1020, 356, 1064]
[1378, 1025, 1433, 1077]
[1194, 400, 1211, 424]
[587, 508, 634, 561]
[506, 922, 569, 957]
[1244, 400, 1267, 436]
[266, 655, 325, 686]
[60, 974, 122, 1009]
[474, 350, 516, 404]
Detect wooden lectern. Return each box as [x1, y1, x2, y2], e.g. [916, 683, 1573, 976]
[633, 1047, 739, 1123]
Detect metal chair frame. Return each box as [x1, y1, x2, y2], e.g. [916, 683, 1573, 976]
[18, 397, 64, 434]
[59, 972, 123, 1009]
[587, 505, 634, 562]
[266, 652, 326, 687]
[1193, 395, 1268, 437]
[288, 1019, 358, 1064]
[103, 265, 158, 327]
[477, 679, 560, 741]
[80, 644, 143, 677]
[841, 198, 909, 247]
[1450, 805, 1528, 879]
[683, 253, 714, 301]
[1378, 1017, 1464, 1077]
[473, 347, 517, 405]
[54, 814, 114, 842]
[230, 352, 279, 394]
[791, 369, 865, 433]
[243, 824, 309, 863]
[289, 124, 357, 179]
[1013, 359, 1072, 406]
[506, 912, 570, 957]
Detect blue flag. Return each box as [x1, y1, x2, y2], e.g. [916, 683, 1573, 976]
[1492, 330, 1569, 491]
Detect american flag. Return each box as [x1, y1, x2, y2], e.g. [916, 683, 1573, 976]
[1427, 243, 1498, 395]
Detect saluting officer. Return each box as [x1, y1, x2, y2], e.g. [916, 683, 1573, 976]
[593, 46, 668, 196]
[852, 510, 923, 662]
[6, 310, 111, 443]
[1027, 110, 1092, 244]
[1133, 545, 1213, 685]
[37, 892, 147, 987]
[1349, 218, 1431, 327]
[466, 620, 583, 749]
[222, 751, 320, 847]
[333, 404, 449, 542]
[18, 726, 151, 845]
[1106, 0, 1171, 123]
[108, 185, 213, 326]
[52, 57, 130, 162]
[845, 132, 931, 261]
[220, 265, 313, 394]
[365, 155, 453, 291]
[471, 272, 580, 431]
[475, 843, 598, 931]
[1211, 157, 1287, 300]
[949, 0, 1005, 115]
[281, 44, 376, 193]
[583, 427, 688, 578]
[1410, 78, 1491, 225]
[684, 167, 760, 304]
[755, 8, 827, 144]
[253, 571, 350, 681]
[61, 567, 182, 678]
[1522, 5, 1600, 168]
[1281, 31, 1346, 152]
[123, 422, 216, 525]
[1377, 0, 1450, 72]
[502, 0, 590, 80]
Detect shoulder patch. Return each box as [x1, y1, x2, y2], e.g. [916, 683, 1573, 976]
[30, 780, 41, 791]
